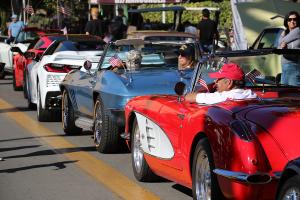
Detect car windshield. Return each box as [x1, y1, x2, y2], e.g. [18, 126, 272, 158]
[15, 30, 40, 43]
[191, 50, 300, 93]
[53, 40, 105, 53]
[101, 42, 198, 70]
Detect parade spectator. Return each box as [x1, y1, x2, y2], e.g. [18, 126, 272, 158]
[6, 14, 24, 44]
[198, 9, 219, 53]
[184, 21, 197, 36]
[178, 44, 196, 70]
[279, 11, 300, 86]
[129, 6, 143, 30]
[185, 63, 257, 104]
[85, 7, 104, 38]
[110, 15, 126, 41]
[116, 8, 128, 26]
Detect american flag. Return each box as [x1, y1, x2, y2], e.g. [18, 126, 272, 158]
[57, 1, 72, 16]
[24, 4, 34, 15]
[198, 78, 209, 92]
[109, 54, 123, 67]
[246, 69, 262, 83]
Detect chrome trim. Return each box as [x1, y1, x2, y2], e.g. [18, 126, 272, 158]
[213, 169, 272, 184]
[273, 171, 282, 179]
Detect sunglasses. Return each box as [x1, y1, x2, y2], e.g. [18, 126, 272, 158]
[288, 17, 297, 22]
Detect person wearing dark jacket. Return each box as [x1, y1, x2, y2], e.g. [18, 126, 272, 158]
[198, 9, 218, 53]
[85, 8, 104, 38]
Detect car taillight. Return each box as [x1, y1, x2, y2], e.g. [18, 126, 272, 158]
[43, 64, 81, 73]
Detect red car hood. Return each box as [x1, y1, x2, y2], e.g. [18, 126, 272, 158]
[244, 98, 300, 160]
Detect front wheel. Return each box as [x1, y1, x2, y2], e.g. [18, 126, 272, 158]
[278, 175, 300, 200]
[37, 81, 52, 121]
[192, 138, 222, 200]
[93, 96, 119, 153]
[0, 63, 5, 79]
[61, 90, 82, 135]
[25, 71, 36, 109]
[131, 118, 157, 182]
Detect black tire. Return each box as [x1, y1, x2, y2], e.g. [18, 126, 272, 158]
[93, 96, 119, 153]
[0, 63, 5, 79]
[131, 118, 158, 182]
[25, 71, 36, 109]
[278, 175, 300, 200]
[12, 70, 22, 91]
[62, 90, 82, 135]
[36, 81, 52, 121]
[192, 138, 222, 200]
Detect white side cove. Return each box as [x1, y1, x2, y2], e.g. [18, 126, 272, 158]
[135, 112, 174, 159]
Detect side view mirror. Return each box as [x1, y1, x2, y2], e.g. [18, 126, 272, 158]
[174, 82, 186, 96]
[34, 54, 41, 62]
[83, 60, 92, 71]
[24, 51, 35, 60]
[10, 46, 23, 54]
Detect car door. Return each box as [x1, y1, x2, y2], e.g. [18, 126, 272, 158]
[74, 71, 96, 117]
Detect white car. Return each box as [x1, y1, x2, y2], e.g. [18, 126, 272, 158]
[26, 36, 104, 121]
[0, 28, 42, 79]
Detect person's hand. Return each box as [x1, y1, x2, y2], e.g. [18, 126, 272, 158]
[185, 93, 197, 103]
[280, 41, 287, 49]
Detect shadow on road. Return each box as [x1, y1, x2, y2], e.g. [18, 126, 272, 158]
[0, 106, 33, 114]
[0, 135, 60, 143]
[0, 145, 41, 152]
[172, 184, 192, 197]
[3, 146, 96, 159]
[0, 160, 77, 173]
[0, 81, 12, 85]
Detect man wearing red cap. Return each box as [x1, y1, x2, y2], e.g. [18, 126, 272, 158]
[185, 63, 257, 104]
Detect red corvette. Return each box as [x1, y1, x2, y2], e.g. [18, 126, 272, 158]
[12, 28, 62, 91]
[123, 49, 300, 200]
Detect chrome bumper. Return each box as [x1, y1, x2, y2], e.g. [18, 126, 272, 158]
[213, 169, 281, 184]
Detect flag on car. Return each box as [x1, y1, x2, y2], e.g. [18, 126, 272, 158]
[25, 4, 34, 15]
[109, 54, 123, 67]
[198, 78, 209, 92]
[57, 1, 72, 16]
[246, 69, 262, 83]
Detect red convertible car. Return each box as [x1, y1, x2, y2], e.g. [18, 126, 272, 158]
[11, 28, 62, 91]
[123, 49, 300, 200]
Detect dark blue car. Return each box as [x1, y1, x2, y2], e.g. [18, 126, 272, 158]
[60, 39, 200, 153]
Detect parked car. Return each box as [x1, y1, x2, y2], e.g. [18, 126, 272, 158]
[123, 49, 300, 200]
[60, 39, 201, 153]
[0, 27, 60, 79]
[276, 157, 300, 200]
[233, 27, 285, 77]
[11, 34, 65, 91]
[27, 35, 104, 121]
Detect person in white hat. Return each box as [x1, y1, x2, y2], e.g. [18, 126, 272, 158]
[6, 14, 24, 44]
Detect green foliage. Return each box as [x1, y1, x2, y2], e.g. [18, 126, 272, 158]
[140, 0, 232, 29]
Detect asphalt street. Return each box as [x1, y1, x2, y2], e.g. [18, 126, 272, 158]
[0, 75, 193, 200]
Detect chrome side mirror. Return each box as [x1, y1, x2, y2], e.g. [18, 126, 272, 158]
[174, 82, 186, 102]
[83, 60, 92, 71]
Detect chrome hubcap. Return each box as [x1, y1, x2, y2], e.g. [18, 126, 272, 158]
[195, 150, 211, 200]
[283, 187, 300, 200]
[94, 102, 103, 145]
[133, 123, 143, 173]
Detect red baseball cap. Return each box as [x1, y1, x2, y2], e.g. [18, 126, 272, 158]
[208, 63, 244, 81]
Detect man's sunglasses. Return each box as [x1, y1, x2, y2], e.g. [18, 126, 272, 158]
[288, 17, 297, 22]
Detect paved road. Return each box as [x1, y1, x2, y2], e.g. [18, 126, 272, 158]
[0, 76, 193, 200]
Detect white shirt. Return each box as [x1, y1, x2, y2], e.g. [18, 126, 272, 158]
[195, 89, 257, 104]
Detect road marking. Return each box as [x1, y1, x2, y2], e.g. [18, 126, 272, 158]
[0, 99, 160, 200]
